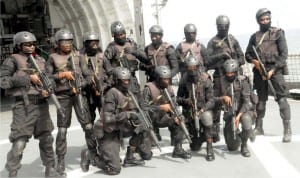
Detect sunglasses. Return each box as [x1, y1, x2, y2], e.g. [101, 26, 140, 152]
[22, 43, 36, 47]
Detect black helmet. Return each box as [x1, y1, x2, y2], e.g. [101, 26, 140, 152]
[55, 29, 73, 43]
[13, 31, 36, 46]
[83, 32, 100, 42]
[149, 25, 163, 34]
[216, 15, 230, 25]
[111, 21, 126, 36]
[113, 67, 131, 80]
[185, 56, 200, 66]
[223, 59, 239, 73]
[155, 66, 171, 79]
[256, 8, 271, 21]
[184, 24, 197, 33]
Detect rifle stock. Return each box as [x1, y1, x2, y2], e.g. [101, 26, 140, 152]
[252, 46, 278, 100]
[163, 88, 192, 143]
[28, 54, 65, 118]
[69, 54, 85, 114]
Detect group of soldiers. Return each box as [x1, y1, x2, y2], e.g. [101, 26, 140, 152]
[0, 7, 292, 177]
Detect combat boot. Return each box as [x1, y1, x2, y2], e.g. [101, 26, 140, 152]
[8, 170, 17, 177]
[172, 143, 192, 159]
[253, 117, 264, 135]
[56, 156, 66, 177]
[206, 139, 215, 161]
[123, 146, 145, 167]
[282, 120, 292, 143]
[80, 149, 90, 172]
[45, 166, 60, 178]
[241, 131, 251, 157]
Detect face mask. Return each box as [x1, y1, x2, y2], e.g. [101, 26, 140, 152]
[225, 75, 236, 83]
[260, 22, 271, 32]
[86, 47, 97, 56]
[114, 38, 126, 45]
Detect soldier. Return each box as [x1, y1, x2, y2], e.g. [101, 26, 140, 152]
[175, 23, 208, 74]
[245, 8, 291, 142]
[141, 66, 191, 159]
[104, 21, 149, 97]
[176, 56, 216, 161]
[216, 59, 255, 157]
[90, 67, 152, 175]
[45, 29, 94, 176]
[141, 25, 179, 140]
[142, 25, 179, 82]
[79, 32, 112, 172]
[206, 15, 245, 142]
[1, 31, 58, 177]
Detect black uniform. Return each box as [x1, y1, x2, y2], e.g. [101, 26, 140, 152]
[1, 53, 56, 177]
[216, 75, 255, 156]
[91, 87, 151, 175]
[177, 71, 216, 158]
[46, 51, 94, 175]
[245, 26, 291, 142]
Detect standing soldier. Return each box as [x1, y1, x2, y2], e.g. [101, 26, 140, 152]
[141, 25, 179, 140]
[206, 15, 245, 142]
[104, 21, 149, 98]
[216, 59, 255, 157]
[90, 67, 152, 175]
[141, 66, 191, 159]
[79, 32, 112, 172]
[142, 25, 179, 82]
[175, 23, 208, 75]
[1, 31, 59, 177]
[177, 56, 216, 161]
[45, 29, 94, 176]
[245, 8, 291, 142]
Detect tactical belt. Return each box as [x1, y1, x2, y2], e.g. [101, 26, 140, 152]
[15, 95, 47, 105]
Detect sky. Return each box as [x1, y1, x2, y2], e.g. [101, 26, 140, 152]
[142, 0, 300, 44]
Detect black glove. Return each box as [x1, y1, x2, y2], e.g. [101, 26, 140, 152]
[124, 47, 138, 56]
[218, 52, 231, 59]
[12, 75, 31, 87]
[126, 111, 141, 125]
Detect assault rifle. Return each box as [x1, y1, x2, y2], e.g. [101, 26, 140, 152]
[252, 46, 278, 100]
[163, 88, 192, 143]
[227, 83, 237, 140]
[88, 58, 104, 105]
[128, 91, 161, 152]
[191, 83, 200, 138]
[28, 54, 65, 118]
[69, 54, 85, 114]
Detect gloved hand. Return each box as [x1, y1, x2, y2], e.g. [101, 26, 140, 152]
[126, 111, 141, 125]
[124, 47, 138, 56]
[219, 52, 231, 59]
[58, 71, 74, 81]
[182, 99, 193, 106]
[12, 75, 31, 87]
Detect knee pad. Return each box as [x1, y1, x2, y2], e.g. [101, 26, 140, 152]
[278, 97, 289, 110]
[12, 139, 27, 156]
[84, 123, 93, 134]
[57, 127, 67, 141]
[201, 111, 213, 127]
[240, 113, 252, 130]
[39, 133, 54, 144]
[257, 101, 266, 112]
